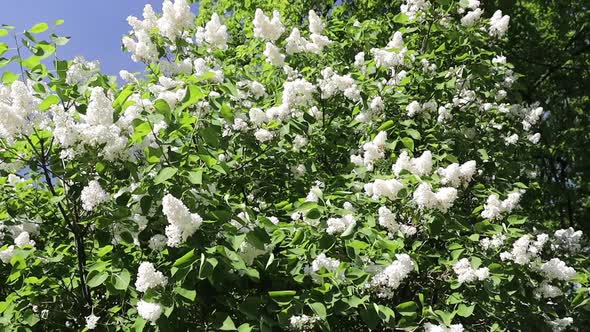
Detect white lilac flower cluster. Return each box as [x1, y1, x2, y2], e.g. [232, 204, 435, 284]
[371, 31, 407, 69]
[137, 300, 162, 322]
[480, 234, 506, 250]
[253, 9, 285, 41]
[351, 131, 387, 170]
[369, 254, 414, 298]
[452, 258, 490, 284]
[423, 322, 464, 332]
[318, 67, 361, 101]
[400, 0, 430, 22]
[364, 178, 404, 200]
[489, 10, 510, 37]
[534, 281, 563, 299]
[135, 262, 168, 292]
[285, 10, 332, 55]
[377, 206, 417, 237]
[304, 253, 341, 281]
[437, 160, 477, 188]
[195, 13, 228, 50]
[539, 258, 576, 281]
[547, 317, 573, 332]
[392, 150, 433, 176]
[0, 81, 42, 143]
[85, 314, 99, 330]
[81, 180, 109, 211]
[326, 215, 356, 235]
[481, 191, 523, 220]
[0, 221, 39, 262]
[552, 227, 583, 253]
[289, 314, 319, 331]
[500, 234, 548, 265]
[123, 4, 159, 62]
[162, 194, 202, 247]
[412, 183, 458, 212]
[52, 87, 131, 161]
[405, 100, 437, 117]
[66, 56, 100, 85]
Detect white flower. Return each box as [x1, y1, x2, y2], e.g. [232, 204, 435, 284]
[137, 300, 162, 322]
[412, 183, 457, 212]
[254, 128, 274, 143]
[370, 96, 385, 113]
[326, 215, 356, 235]
[364, 178, 404, 200]
[282, 78, 316, 107]
[438, 160, 477, 187]
[195, 13, 228, 50]
[547, 317, 573, 332]
[81, 180, 109, 211]
[123, 5, 159, 62]
[318, 67, 360, 101]
[370, 254, 414, 298]
[162, 194, 202, 247]
[504, 133, 519, 145]
[489, 10, 510, 37]
[424, 322, 464, 332]
[253, 9, 285, 41]
[66, 56, 100, 85]
[158, 0, 195, 40]
[85, 314, 99, 330]
[535, 281, 563, 298]
[304, 253, 341, 281]
[400, 0, 430, 21]
[289, 314, 319, 331]
[540, 258, 576, 281]
[135, 262, 168, 292]
[481, 191, 522, 220]
[501, 234, 548, 265]
[148, 234, 167, 251]
[453, 258, 489, 283]
[0, 245, 15, 264]
[461, 8, 483, 27]
[392, 150, 433, 176]
[553, 227, 583, 253]
[14, 231, 35, 248]
[528, 133, 541, 144]
[292, 135, 308, 151]
[263, 42, 285, 66]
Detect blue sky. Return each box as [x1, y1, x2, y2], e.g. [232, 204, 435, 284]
[1, 0, 166, 76]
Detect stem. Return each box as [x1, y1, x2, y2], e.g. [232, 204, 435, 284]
[26, 135, 92, 308]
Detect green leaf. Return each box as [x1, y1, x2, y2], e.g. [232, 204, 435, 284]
[401, 137, 414, 151]
[377, 120, 394, 131]
[173, 249, 196, 268]
[405, 129, 421, 140]
[393, 13, 409, 24]
[54, 19, 65, 26]
[2, 70, 18, 84]
[188, 170, 203, 185]
[112, 269, 131, 290]
[396, 301, 418, 316]
[29, 22, 49, 34]
[175, 287, 197, 301]
[179, 84, 205, 111]
[39, 95, 60, 110]
[220, 316, 237, 331]
[154, 167, 177, 184]
[0, 29, 8, 37]
[268, 290, 296, 297]
[87, 271, 108, 288]
[309, 302, 327, 319]
[456, 304, 475, 317]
